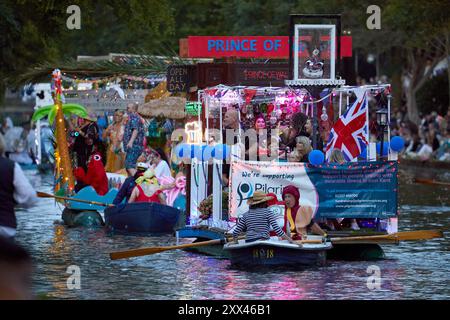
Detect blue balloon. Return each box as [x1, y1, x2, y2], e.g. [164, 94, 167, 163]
[214, 144, 230, 160]
[176, 144, 190, 159]
[308, 150, 325, 165]
[376, 142, 389, 156]
[191, 144, 199, 159]
[203, 145, 214, 161]
[390, 136, 405, 152]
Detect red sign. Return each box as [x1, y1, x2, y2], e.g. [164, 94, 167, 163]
[187, 36, 352, 59]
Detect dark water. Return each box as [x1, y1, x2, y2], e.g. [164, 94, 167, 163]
[15, 170, 450, 300]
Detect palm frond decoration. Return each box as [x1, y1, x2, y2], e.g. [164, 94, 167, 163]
[13, 47, 194, 86]
[32, 103, 87, 125]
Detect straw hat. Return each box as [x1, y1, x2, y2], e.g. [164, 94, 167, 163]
[80, 108, 98, 122]
[247, 191, 273, 206]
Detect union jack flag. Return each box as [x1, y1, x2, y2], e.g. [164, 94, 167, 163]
[325, 88, 368, 161]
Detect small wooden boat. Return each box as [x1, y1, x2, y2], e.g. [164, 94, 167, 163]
[224, 236, 332, 267]
[104, 202, 181, 235]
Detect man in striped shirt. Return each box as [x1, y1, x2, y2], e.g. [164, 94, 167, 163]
[232, 191, 295, 244]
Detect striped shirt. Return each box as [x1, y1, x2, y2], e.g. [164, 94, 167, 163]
[232, 208, 285, 242]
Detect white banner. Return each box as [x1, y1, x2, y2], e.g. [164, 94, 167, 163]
[229, 161, 319, 218]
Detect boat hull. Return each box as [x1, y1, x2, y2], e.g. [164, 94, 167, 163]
[176, 226, 230, 258]
[105, 202, 181, 235]
[224, 239, 332, 267]
[61, 208, 104, 228]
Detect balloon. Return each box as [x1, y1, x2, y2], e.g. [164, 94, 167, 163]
[191, 144, 199, 159]
[214, 144, 230, 160]
[203, 145, 214, 161]
[376, 142, 389, 156]
[390, 136, 405, 152]
[308, 150, 325, 165]
[194, 145, 205, 160]
[176, 144, 191, 159]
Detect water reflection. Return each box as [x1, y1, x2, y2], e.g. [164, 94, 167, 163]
[12, 171, 450, 299]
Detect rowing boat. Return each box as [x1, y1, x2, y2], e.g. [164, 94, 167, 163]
[224, 236, 332, 267]
[105, 202, 181, 235]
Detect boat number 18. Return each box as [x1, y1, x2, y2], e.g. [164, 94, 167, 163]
[253, 248, 274, 259]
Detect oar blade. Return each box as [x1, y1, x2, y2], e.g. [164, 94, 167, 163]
[394, 230, 444, 241]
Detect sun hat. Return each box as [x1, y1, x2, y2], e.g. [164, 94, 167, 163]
[136, 162, 150, 171]
[247, 191, 273, 206]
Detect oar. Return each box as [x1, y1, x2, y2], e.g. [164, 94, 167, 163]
[37, 191, 114, 207]
[110, 239, 224, 260]
[331, 230, 444, 243]
[414, 178, 450, 187]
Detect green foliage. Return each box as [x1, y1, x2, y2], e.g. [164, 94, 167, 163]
[417, 71, 449, 115]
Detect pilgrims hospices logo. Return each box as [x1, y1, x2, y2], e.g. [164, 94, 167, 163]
[237, 182, 253, 207]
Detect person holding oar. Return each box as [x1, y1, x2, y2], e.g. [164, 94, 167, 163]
[231, 191, 296, 244]
[112, 162, 149, 205]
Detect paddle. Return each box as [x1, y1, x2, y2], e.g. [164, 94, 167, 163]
[110, 239, 224, 260]
[331, 230, 444, 243]
[37, 191, 114, 207]
[414, 178, 450, 187]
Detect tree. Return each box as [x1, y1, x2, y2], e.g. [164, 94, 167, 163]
[384, 0, 450, 123]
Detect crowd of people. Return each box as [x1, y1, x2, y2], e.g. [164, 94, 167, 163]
[391, 109, 450, 162]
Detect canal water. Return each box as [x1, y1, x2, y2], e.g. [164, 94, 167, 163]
[15, 170, 450, 300]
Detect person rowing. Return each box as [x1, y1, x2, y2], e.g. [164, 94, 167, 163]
[231, 191, 295, 244]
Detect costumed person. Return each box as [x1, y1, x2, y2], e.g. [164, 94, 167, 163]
[282, 185, 326, 240]
[102, 110, 125, 172]
[128, 169, 166, 204]
[71, 113, 100, 171]
[73, 151, 108, 195]
[158, 172, 186, 207]
[123, 103, 145, 177]
[0, 134, 37, 239]
[231, 191, 295, 244]
[112, 162, 148, 205]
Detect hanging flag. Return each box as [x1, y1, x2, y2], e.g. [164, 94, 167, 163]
[325, 88, 368, 161]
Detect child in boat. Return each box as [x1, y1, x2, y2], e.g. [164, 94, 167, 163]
[282, 185, 326, 240]
[231, 191, 295, 244]
[128, 169, 166, 205]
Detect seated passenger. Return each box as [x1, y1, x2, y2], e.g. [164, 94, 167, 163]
[282, 185, 326, 240]
[128, 169, 166, 205]
[112, 162, 148, 205]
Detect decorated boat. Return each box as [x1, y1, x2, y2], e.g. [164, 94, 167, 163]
[224, 236, 332, 267]
[104, 202, 181, 235]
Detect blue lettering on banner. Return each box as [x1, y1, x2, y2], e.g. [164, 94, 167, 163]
[250, 40, 257, 51]
[207, 40, 215, 51]
[263, 40, 273, 51]
[241, 40, 249, 51]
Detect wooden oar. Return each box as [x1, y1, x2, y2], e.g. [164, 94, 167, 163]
[331, 230, 444, 243]
[37, 191, 114, 207]
[414, 178, 450, 187]
[110, 239, 224, 260]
